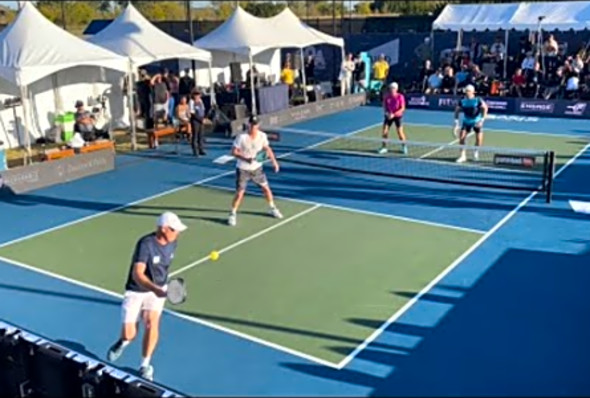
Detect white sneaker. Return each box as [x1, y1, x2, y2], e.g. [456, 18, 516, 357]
[473, 150, 479, 161]
[456, 154, 467, 163]
[270, 207, 283, 219]
[228, 213, 237, 226]
[139, 365, 154, 381]
[378, 147, 388, 155]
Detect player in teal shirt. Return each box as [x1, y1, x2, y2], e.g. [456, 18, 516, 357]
[454, 84, 488, 163]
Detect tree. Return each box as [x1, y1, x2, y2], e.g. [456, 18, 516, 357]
[355, 1, 372, 15]
[244, 1, 285, 17]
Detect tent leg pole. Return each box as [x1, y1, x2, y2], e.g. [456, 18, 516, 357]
[300, 48, 308, 103]
[20, 85, 32, 166]
[248, 52, 257, 116]
[127, 64, 137, 151]
[208, 60, 215, 106]
[504, 30, 509, 79]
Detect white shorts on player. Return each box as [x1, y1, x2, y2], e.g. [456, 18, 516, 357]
[121, 290, 167, 324]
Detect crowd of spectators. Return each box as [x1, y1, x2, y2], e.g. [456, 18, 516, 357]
[414, 33, 590, 100]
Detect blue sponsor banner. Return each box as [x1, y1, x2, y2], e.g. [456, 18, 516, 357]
[405, 94, 590, 119]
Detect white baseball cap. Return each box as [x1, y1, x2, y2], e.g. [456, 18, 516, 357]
[465, 84, 475, 92]
[389, 82, 398, 89]
[157, 212, 187, 232]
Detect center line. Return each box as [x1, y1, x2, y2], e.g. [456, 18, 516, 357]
[169, 204, 321, 277]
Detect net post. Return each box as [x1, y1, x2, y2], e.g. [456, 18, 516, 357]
[542, 151, 549, 192]
[546, 151, 556, 203]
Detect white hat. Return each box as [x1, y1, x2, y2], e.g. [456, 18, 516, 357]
[157, 212, 187, 232]
[465, 84, 475, 92]
[389, 82, 398, 89]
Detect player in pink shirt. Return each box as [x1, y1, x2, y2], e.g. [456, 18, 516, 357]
[380, 82, 407, 154]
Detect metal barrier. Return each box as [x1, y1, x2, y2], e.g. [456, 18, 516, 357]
[0, 321, 183, 398]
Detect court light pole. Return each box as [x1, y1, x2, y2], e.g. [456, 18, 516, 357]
[61, 1, 66, 30]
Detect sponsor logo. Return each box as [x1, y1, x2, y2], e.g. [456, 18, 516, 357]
[565, 102, 587, 116]
[486, 114, 539, 122]
[408, 95, 429, 107]
[519, 101, 554, 113]
[438, 97, 457, 107]
[485, 100, 508, 111]
[494, 154, 536, 168]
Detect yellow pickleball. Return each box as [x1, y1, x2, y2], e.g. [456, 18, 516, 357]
[210, 251, 220, 261]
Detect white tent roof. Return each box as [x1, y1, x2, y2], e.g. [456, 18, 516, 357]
[194, 6, 281, 56]
[0, 2, 128, 86]
[87, 4, 211, 66]
[433, 1, 590, 32]
[268, 8, 344, 48]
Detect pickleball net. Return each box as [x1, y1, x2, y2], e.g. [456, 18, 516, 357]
[264, 127, 556, 203]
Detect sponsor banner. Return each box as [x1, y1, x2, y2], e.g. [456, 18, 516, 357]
[406, 94, 429, 107]
[561, 101, 589, 117]
[518, 100, 555, 114]
[493, 154, 536, 168]
[230, 93, 367, 133]
[0, 150, 115, 194]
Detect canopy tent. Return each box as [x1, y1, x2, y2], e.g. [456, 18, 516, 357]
[195, 6, 346, 114]
[433, 1, 590, 31]
[0, 1, 128, 159]
[87, 3, 214, 148]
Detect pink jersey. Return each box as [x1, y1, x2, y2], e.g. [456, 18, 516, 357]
[384, 93, 406, 115]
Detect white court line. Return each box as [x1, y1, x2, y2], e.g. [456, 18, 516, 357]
[0, 251, 339, 369]
[201, 182, 486, 235]
[336, 142, 590, 370]
[169, 204, 321, 277]
[0, 123, 380, 250]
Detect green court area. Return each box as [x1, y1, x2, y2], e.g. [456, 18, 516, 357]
[352, 124, 586, 168]
[0, 185, 480, 364]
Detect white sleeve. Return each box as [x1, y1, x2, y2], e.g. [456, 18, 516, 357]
[233, 134, 242, 149]
[262, 133, 269, 148]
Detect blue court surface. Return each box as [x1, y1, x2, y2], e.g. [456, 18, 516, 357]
[1, 106, 589, 396]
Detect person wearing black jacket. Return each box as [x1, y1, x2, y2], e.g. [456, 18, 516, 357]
[179, 69, 195, 98]
[353, 54, 366, 93]
[189, 91, 206, 157]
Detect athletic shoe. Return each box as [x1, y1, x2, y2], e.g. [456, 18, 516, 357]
[270, 207, 283, 219]
[401, 144, 408, 155]
[473, 150, 479, 161]
[377, 147, 388, 155]
[107, 340, 126, 362]
[456, 155, 467, 163]
[140, 365, 154, 381]
[228, 213, 237, 226]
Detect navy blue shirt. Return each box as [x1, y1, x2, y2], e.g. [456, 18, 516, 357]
[125, 233, 177, 292]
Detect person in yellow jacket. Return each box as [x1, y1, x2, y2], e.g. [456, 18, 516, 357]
[372, 54, 389, 81]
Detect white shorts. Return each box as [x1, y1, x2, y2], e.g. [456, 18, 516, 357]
[121, 290, 166, 324]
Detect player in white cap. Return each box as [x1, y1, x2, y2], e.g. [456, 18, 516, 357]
[454, 84, 488, 163]
[107, 212, 187, 381]
[380, 82, 407, 154]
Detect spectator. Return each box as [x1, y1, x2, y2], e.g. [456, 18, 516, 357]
[280, 60, 295, 96]
[414, 37, 433, 64]
[510, 68, 526, 97]
[176, 95, 191, 136]
[521, 51, 536, 72]
[441, 66, 456, 94]
[246, 65, 259, 87]
[136, 70, 152, 124]
[572, 53, 584, 73]
[74, 100, 109, 142]
[490, 35, 506, 75]
[469, 37, 483, 65]
[372, 54, 389, 82]
[189, 91, 206, 156]
[304, 54, 315, 84]
[179, 69, 195, 98]
[167, 72, 180, 122]
[542, 68, 564, 99]
[565, 69, 580, 99]
[526, 62, 543, 97]
[544, 34, 559, 72]
[419, 59, 434, 91]
[455, 64, 470, 88]
[425, 68, 443, 94]
[353, 54, 367, 93]
[339, 53, 355, 96]
[151, 73, 170, 124]
[518, 35, 534, 63]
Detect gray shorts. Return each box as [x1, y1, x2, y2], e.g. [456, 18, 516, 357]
[236, 168, 268, 191]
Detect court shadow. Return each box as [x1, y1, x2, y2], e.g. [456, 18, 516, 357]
[0, 282, 120, 307]
[281, 245, 590, 396]
[54, 339, 102, 361]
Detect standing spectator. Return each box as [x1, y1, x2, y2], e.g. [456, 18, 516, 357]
[353, 54, 367, 93]
[304, 54, 315, 84]
[469, 37, 483, 65]
[151, 74, 169, 125]
[419, 59, 434, 92]
[414, 37, 433, 64]
[189, 91, 206, 157]
[544, 34, 559, 73]
[280, 60, 295, 97]
[510, 68, 526, 97]
[441, 66, 456, 95]
[246, 65, 259, 88]
[425, 68, 443, 94]
[372, 54, 389, 82]
[167, 72, 180, 123]
[136, 70, 152, 126]
[526, 62, 543, 98]
[543, 68, 564, 99]
[490, 35, 506, 75]
[339, 53, 355, 96]
[179, 69, 195, 99]
[518, 35, 533, 63]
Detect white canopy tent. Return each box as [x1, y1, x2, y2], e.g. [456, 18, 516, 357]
[0, 2, 128, 159]
[195, 6, 346, 114]
[432, 1, 590, 78]
[87, 3, 213, 148]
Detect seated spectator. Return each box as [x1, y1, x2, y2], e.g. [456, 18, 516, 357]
[470, 64, 488, 93]
[518, 35, 533, 63]
[441, 66, 456, 94]
[572, 53, 584, 74]
[372, 54, 389, 82]
[565, 70, 580, 99]
[543, 68, 564, 100]
[176, 95, 192, 135]
[455, 64, 470, 88]
[425, 68, 443, 94]
[74, 101, 109, 142]
[521, 51, 536, 73]
[526, 62, 543, 97]
[510, 68, 526, 97]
